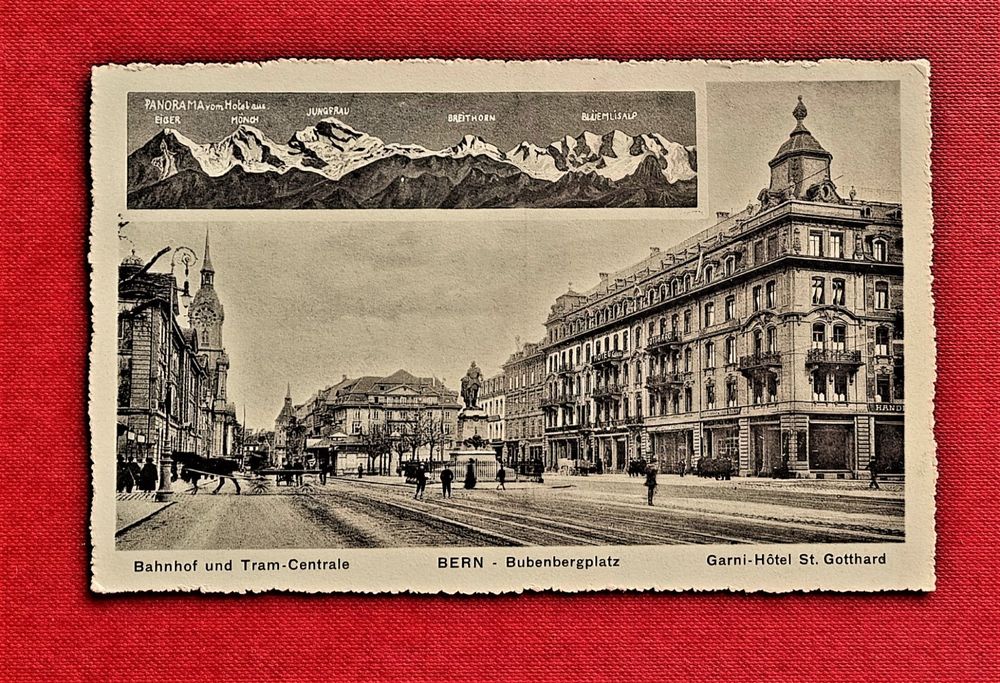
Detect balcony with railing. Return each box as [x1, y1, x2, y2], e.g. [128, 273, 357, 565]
[591, 350, 625, 367]
[591, 383, 624, 400]
[805, 348, 863, 370]
[738, 352, 782, 378]
[646, 331, 681, 351]
[645, 372, 685, 392]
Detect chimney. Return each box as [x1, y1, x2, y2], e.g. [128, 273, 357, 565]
[716, 211, 730, 221]
[599, 272, 609, 281]
[650, 246, 661, 256]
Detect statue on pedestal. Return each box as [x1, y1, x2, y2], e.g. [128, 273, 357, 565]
[460, 361, 483, 410]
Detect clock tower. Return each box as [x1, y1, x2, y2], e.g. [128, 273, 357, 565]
[189, 230, 224, 351]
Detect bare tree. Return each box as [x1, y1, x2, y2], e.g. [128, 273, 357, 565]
[360, 423, 392, 475]
[420, 409, 450, 463]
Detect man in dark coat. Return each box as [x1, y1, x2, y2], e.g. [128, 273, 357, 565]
[644, 464, 658, 506]
[125, 457, 141, 494]
[413, 464, 427, 500]
[139, 457, 158, 492]
[496, 465, 507, 491]
[357, 463, 364, 479]
[117, 456, 132, 493]
[868, 457, 880, 490]
[440, 464, 454, 498]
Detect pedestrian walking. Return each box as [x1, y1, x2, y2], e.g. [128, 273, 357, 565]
[644, 464, 658, 506]
[464, 460, 477, 489]
[357, 463, 364, 479]
[139, 457, 158, 492]
[293, 458, 304, 486]
[440, 464, 454, 498]
[496, 464, 507, 491]
[125, 456, 141, 493]
[868, 458, 880, 491]
[413, 464, 427, 500]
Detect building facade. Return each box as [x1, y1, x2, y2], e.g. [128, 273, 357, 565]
[501, 341, 547, 471]
[480, 373, 506, 455]
[117, 255, 208, 464]
[538, 98, 903, 478]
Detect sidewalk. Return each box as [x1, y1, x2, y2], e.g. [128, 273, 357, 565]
[114, 477, 194, 534]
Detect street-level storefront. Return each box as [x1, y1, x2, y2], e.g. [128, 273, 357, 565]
[650, 428, 694, 473]
[749, 419, 782, 476]
[592, 431, 628, 472]
[702, 420, 740, 473]
[808, 417, 855, 474]
[546, 433, 580, 471]
[873, 415, 904, 474]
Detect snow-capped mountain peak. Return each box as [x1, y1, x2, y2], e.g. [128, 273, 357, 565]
[144, 121, 696, 185]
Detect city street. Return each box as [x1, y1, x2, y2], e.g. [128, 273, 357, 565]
[116, 474, 904, 550]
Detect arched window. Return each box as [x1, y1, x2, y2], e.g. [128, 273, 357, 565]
[875, 326, 890, 355]
[684, 273, 692, 291]
[875, 281, 890, 309]
[659, 283, 667, 301]
[725, 255, 735, 277]
[873, 238, 888, 262]
[704, 265, 714, 283]
[672, 279, 680, 296]
[766, 326, 778, 353]
[812, 323, 826, 349]
[832, 324, 846, 351]
[753, 329, 763, 355]
[659, 317, 667, 335]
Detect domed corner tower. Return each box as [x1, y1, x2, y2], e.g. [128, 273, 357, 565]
[760, 96, 841, 208]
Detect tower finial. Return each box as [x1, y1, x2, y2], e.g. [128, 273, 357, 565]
[793, 95, 808, 123]
[285, 382, 291, 400]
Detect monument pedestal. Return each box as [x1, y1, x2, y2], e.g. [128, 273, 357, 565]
[456, 407, 489, 445]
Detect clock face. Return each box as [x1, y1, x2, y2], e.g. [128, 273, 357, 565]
[191, 306, 218, 325]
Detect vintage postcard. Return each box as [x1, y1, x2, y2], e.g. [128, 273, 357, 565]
[90, 59, 935, 593]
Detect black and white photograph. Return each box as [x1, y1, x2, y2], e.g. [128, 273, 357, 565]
[126, 91, 698, 209]
[90, 60, 935, 593]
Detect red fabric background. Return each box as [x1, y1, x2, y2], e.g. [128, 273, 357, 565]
[2, 2, 999, 680]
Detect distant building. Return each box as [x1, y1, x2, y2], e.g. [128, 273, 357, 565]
[277, 370, 461, 474]
[501, 341, 547, 470]
[536, 98, 903, 478]
[480, 373, 506, 456]
[273, 383, 295, 465]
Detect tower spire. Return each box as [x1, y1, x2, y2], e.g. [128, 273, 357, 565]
[286, 382, 291, 400]
[200, 229, 215, 287]
[202, 229, 215, 274]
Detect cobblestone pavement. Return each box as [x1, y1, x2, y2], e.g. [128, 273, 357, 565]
[116, 472, 904, 550]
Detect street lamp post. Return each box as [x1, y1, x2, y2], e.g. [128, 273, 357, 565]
[156, 245, 197, 502]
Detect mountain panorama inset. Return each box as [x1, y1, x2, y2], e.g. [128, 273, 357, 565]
[126, 118, 698, 209]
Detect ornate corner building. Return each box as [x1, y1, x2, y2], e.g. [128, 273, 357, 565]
[537, 98, 904, 479]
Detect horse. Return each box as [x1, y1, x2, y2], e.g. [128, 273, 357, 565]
[170, 451, 242, 494]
